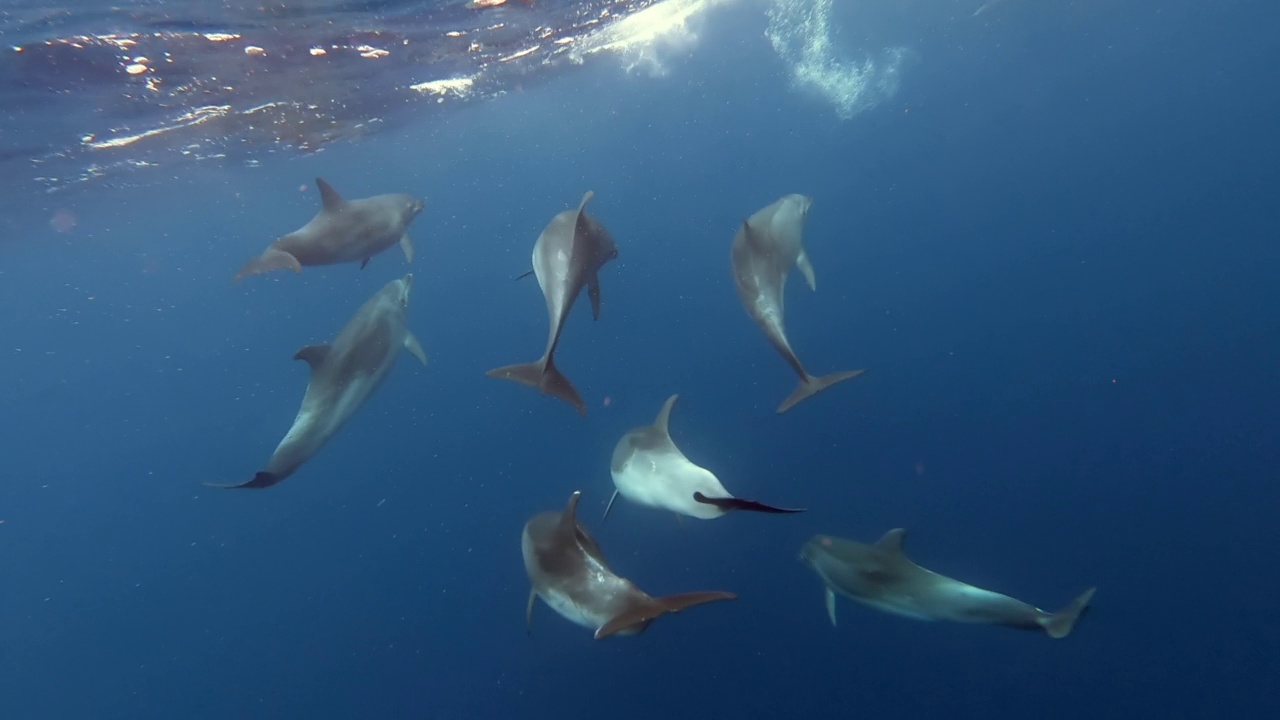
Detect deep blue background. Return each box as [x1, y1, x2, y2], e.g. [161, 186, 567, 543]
[2, 1, 1278, 717]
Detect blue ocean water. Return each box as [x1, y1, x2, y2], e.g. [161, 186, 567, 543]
[2, 0, 1278, 717]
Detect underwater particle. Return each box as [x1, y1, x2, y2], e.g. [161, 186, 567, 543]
[914, 460, 925, 477]
[245, 46, 266, 56]
[602, 395, 612, 408]
[50, 209, 77, 233]
[126, 63, 147, 75]
[299, 184, 308, 192]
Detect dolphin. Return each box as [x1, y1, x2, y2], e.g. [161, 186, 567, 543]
[605, 394, 805, 521]
[522, 491, 737, 639]
[799, 529, 1096, 639]
[213, 274, 428, 489]
[486, 191, 617, 414]
[235, 177, 425, 280]
[731, 194, 864, 413]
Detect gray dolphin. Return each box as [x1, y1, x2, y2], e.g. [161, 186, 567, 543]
[235, 177, 425, 280]
[486, 191, 617, 414]
[605, 394, 805, 521]
[213, 274, 428, 489]
[522, 490, 736, 640]
[799, 529, 1096, 638]
[731, 194, 863, 413]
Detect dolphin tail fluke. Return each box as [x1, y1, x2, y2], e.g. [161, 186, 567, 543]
[594, 591, 738, 640]
[692, 491, 805, 515]
[1042, 587, 1097, 639]
[234, 249, 302, 281]
[203, 472, 282, 490]
[485, 356, 586, 415]
[540, 355, 586, 415]
[777, 368, 866, 413]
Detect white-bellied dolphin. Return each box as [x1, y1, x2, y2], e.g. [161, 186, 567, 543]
[235, 177, 424, 280]
[799, 529, 1096, 638]
[522, 491, 736, 640]
[212, 274, 428, 489]
[731, 194, 863, 413]
[486, 191, 617, 414]
[606, 394, 805, 520]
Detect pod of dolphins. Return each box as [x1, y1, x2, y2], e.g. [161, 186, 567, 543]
[222, 177, 1096, 643]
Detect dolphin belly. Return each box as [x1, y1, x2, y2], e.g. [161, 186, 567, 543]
[612, 455, 726, 519]
[851, 592, 944, 622]
[537, 586, 611, 631]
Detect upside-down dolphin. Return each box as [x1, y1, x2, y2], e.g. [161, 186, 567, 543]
[606, 394, 805, 520]
[731, 194, 863, 413]
[212, 274, 428, 489]
[522, 491, 737, 639]
[799, 529, 1096, 638]
[486, 191, 617, 414]
[235, 177, 424, 280]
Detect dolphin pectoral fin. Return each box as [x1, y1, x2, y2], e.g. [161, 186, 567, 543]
[797, 249, 817, 291]
[526, 589, 538, 635]
[594, 591, 737, 640]
[1042, 587, 1097, 639]
[399, 233, 414, 263]
[294, 343, 332, 371]
[404, 333, 428, 365]
[777, 368, 866, 413]
[602, 490, 620, 522]
[360, 257, 370, 270]
[692, 491, 806, 514]
[588, 278, 602, 321]
[234, 248, 302, 280]
[825, 587, 838, 627]
[203, 472, 282, 489]
[486, 355, 586, 415]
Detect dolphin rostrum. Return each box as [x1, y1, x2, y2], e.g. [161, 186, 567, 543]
[235, 177, 425, 280]
[605, 394, 805, 521]
[213, 274, 428, 489]
[486, 191, 617, 414]
[731, 194, 863, 413]
[522, 491, 737, 639]
[799, 529, 1096, 639]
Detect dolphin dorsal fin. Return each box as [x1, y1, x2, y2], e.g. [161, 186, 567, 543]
[573, 191, 596, 248]
[315, 177, 346, 212]
[875, 528, 908, 556]
[294, 343, 332, 371]
[558, 491, 583, 532]
[654, 394, 679, 436]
